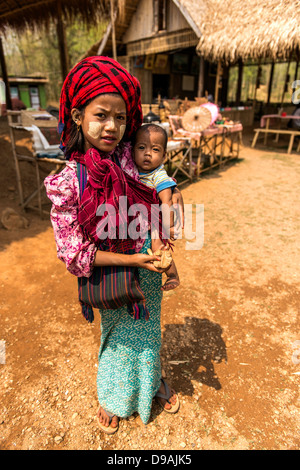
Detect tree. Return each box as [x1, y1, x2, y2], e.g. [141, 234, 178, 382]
[3, 20, 107, 104]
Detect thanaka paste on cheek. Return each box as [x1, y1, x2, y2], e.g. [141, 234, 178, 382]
[87, 121, 103, 139]
[120, 124, 126, 140]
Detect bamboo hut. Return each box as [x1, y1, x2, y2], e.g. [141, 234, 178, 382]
[194, 0, 300, 116]
[1, 1, 300, 116]
[85, 0, 203, 106]
[85, 0, 300, 124]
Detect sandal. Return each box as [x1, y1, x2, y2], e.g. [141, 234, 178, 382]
[97, 406, 119, 435]
[155, 378, 180, 414]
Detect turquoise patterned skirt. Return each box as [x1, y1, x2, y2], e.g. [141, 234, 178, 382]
[96, 238, 162, 424]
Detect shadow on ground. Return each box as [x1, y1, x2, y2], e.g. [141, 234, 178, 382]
[161, 316, 227, 395]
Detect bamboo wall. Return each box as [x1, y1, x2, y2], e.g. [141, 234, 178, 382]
[123, 0, 191, 44]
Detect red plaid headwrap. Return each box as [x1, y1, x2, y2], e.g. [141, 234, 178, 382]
[58, 55, 143, 152]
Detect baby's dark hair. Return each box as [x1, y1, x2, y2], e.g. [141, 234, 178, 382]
[135, 123, 168, 151]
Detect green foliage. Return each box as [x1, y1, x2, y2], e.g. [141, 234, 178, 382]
[3, 20, 107, 105]
[228, 62, 299, 105]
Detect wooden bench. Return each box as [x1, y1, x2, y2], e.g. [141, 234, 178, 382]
[252, 128, 300, 154]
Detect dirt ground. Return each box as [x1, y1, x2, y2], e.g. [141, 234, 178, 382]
[0, 119, 299, 451]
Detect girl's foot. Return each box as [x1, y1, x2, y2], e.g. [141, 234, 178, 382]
[97, 406, 119, 434]
[155, 379, 180, 413]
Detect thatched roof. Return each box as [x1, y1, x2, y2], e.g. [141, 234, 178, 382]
[0, 0, 125, 33]
[184, 0, 300, 63]
[83, 0, 139, 58]
[10, 1, 297, 64]
[85, 0, 300, 65]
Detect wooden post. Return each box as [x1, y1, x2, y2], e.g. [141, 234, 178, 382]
[264, 116, 270, 145]
[197, 56, 204, 97]
[97, 6, 118, 56]
[110, 0, 117, 61]
[8, 123, 24, 204]
[0, 37, 12, 110]
[219, 63, 229, 107]
[56, 0, 70, 81]
[281, 60, 291, 106]
[97, 22, 112, 55]
[294, 61, 299, 82]
[253, 63, 261, 102]
[267, 62, 274, 104]
[214, 61, 222, 104]
[252, 62, 261, 122]
[235, 59, 243, 106]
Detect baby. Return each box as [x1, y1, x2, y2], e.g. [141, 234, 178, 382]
[133, 123, 180, 291]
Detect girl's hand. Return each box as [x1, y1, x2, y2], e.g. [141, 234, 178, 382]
[132, 253, 169, 273]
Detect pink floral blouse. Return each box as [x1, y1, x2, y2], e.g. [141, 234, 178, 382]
[44, 143, 140, 277]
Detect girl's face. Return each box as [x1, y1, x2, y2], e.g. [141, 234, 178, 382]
[72, 94, 127, 153]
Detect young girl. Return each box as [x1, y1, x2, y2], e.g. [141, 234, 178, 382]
[44, 56, 181, 434]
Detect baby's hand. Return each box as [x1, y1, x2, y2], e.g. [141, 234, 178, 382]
[169, 226, 180, 241]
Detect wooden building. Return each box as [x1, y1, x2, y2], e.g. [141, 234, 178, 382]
[85, 0, 300, 125]
[85, 0, 212, 104]
[0, 0, 299, 119]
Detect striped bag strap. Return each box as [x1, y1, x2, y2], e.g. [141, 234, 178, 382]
[76, 162, 87, 199]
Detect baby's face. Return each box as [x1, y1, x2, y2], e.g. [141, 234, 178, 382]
[133, 128, 165, 172]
